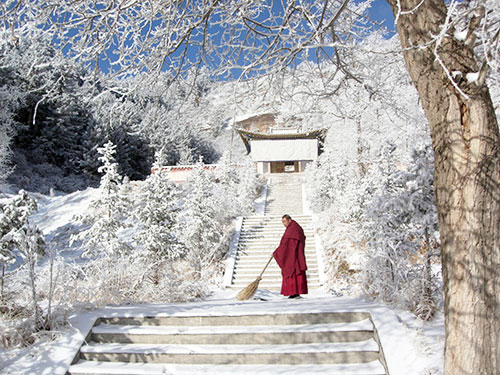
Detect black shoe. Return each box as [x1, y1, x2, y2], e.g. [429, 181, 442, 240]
[288, 294, 300, 299]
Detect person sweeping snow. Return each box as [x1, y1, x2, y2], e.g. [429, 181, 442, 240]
[273, 214, 308, 299]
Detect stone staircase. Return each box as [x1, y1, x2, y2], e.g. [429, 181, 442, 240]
[66, 174, 388, 375]
[264, 182, 304, 216]
[68, 309, 387, 374]
[229, 215, 321, 291]
[227, 177, 322, 291]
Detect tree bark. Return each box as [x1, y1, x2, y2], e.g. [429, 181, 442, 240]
[386, 0, 500, 373]
[0, 262, 4, 302]
[356, 116, 367, 177]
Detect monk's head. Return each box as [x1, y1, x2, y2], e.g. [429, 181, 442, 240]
[282, 214, 292, 227]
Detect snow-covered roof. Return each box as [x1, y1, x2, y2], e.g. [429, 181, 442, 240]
[236, 128, 327, 155]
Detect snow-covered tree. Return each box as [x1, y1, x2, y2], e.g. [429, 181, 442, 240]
[236, 158, 261, 214]
[0, 84, 23, 182]
[71, 141, 131, 258]
[178, 158, 226, 277]
[384, 0, 500, 371]
[0, 190, 38, 300]
[0, 190, 45, 329]
[213, 151, 241, 218]
[136, 155, 181, 260]
[0, 26, 99, 192]
[305, 148, 369, 296]
[7, 223, 45, 327]
[363, 145, 440, 319]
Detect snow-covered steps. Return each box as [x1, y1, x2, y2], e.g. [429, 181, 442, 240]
[78, 341, 380, 364]
[68, 311, 387, 374]
[90, 319, 375, 344]
[227, 214, 321, 291]
[265, 183, 304, 215]
[69, 361, 387, 375]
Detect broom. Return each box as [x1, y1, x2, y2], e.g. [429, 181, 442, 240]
[236, 255, 274, 301]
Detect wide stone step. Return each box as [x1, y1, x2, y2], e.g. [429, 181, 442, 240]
[69, 360, 387, 375]
[232, 266, 319, 273]
[239, 229, 313, 234]
[242, 217, 312, 222]
[241, 221, 312, 225]
[237, 244, 315, 250]
[234, 261, 317, 267]
[233, 267, 319, 281]
[231, 277, 320, 289]
[233, 264, 318, 272]
[231, 274, 319, 282]
[229, 284, 321, 291]
[265, 212, 304, 216]
[236, 249, 315, 255]
[237, 243, 315, 248]
[238, 236, 314, 242]
[232, 262, 318, 270]
[265, 204, 303, 208]
[241, 225, 309, 230]
[239, 231, 313, 237]
[231, 277, 320, 283]
[99, 312, 370, 326]
[229, 284, 321, 292]
[90, 320, 374, 345]
[265, 207, 303, 211]
[235, 256, 317, 264]
[236, 249, 316, 256]
[240, 223, 313, 229]
[233, 266, 319, 274]
[238, 233, 315, 239]
[79, 340, 380, 365]
[234, 261, 317, 268]
[231, 273, 320, 281]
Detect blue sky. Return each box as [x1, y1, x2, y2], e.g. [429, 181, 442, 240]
[68, 0, 398, 78]
[368, 0, 396, 32]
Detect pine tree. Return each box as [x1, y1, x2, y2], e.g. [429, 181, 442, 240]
[0, 190, 44, 318]
[71, 141, 131, 258]
[0, 190, 38, 265]
[213, 151, 240, 217]
[178, 158, 224, 277]
[136, 154, 181, 260]
[236, 158, 260, 214]
[9, 223, 45, 326]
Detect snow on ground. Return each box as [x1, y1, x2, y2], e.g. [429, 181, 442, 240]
[0, 187, 444, 375]
[1, 289, 444, 375]
[30, 188, 99, 239]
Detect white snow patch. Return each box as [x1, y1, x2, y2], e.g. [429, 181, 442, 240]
[68, 361, 387, 375]
[466, 72, 480, 83]
[453, 30, 467, 41]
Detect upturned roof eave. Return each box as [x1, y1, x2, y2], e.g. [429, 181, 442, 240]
[235, 127, 328, 155]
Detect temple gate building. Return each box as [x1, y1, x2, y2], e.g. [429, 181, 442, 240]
[235, 114, 327, 174]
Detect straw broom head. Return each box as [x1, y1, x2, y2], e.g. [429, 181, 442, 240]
[235, 255, 273, 301]
[236, 276, 262, 301]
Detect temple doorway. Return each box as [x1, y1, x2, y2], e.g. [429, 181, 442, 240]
[270, 161, 299, 173]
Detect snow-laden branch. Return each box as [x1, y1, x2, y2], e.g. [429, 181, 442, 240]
[0, 0, 375, 84]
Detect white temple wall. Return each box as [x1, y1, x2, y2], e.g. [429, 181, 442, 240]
[256, 162, 270, 174]
[250, 139, 318, 162]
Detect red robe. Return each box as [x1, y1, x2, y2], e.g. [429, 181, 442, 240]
[273, 220, 308, 296]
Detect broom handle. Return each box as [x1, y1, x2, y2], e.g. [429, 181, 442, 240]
[259, 255, 274, 279]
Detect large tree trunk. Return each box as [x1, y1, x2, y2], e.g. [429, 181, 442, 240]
[386, 0, 500, 373]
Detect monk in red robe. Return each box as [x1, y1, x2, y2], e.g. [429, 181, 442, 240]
[273, 214, 308, 299]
